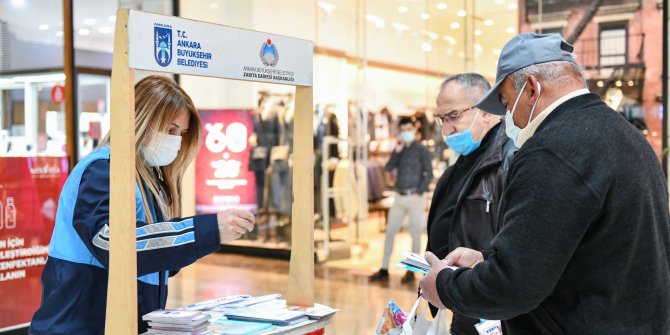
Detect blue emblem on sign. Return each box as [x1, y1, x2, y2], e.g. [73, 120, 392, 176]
[154, 25, 172, 67]
[260, 39, 279, 67]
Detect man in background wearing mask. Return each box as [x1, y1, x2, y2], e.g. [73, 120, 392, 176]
[427, 73, 516, 334]
[370, 116, 433, 284]
[420, 33, 670, 333]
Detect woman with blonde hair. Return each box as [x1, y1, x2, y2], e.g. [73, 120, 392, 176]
[31, 76, 255, 335]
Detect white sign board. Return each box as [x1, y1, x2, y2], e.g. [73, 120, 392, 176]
[127, 10, 313, 87]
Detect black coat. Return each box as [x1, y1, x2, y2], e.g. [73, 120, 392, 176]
[426, 121, 516, 334]
[427, 121, 517, 258]
[436, 93, 670, 334]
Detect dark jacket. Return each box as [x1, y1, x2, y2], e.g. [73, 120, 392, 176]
[386, 141, 434, 194]
[427, 121, 516, 258]
[426, 121, 516, 334]
[436, 93, 670, 334]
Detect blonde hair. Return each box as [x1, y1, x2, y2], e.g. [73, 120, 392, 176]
[100, 75, 201, 223]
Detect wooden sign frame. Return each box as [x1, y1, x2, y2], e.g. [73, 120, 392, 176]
[107, 9, 314, 334]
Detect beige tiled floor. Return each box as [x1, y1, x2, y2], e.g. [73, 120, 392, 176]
[166, 217, 453, 334]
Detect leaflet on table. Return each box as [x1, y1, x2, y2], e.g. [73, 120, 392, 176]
[143, 310, 211, 325]
[180, 295, 251, 311]
[211, 319, 274, 335]
[305, 304, 337, 320]
[224, 308, 308, 326]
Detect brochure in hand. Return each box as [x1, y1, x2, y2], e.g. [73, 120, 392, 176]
[396, 252, 459, 275]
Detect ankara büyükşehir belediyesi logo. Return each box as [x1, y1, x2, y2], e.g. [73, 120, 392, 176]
[154, 25, 172, 67]
[260, 39, 279, 67]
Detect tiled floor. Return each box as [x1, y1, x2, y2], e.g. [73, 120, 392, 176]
[166, 218, 454, 334]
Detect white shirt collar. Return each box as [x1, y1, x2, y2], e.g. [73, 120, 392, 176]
[516, 88, 591, 147]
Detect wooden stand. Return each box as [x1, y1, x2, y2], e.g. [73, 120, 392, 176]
[106, 9, 315, 334]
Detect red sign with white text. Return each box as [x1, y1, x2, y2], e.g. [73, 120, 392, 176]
[196, 110, 256, 214]
[0, 156, 68, 331]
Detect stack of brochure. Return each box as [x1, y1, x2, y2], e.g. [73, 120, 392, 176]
[397, 252, 459, 275]
[143, 310, 213, 335]
[224, 305, 309, 326]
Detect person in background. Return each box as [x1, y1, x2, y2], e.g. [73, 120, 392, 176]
[420, 32, 670, 334]
[427, 73, 516, 334]
[370, 116, 433, 284]
[31, 76, 256, 335]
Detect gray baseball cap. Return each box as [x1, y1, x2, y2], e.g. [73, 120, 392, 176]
[476, 32, 576, 115]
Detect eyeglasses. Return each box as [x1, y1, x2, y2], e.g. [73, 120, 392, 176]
[435, 106, 476, 126]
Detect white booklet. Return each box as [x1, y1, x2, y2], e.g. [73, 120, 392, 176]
[396, 252, 459, 275]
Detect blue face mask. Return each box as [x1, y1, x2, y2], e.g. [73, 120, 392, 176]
[446, 109, 482, 156]
[400, 131, 416, 144]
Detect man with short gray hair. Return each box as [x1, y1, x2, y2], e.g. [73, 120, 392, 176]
[420, 33, 670, 334]
[428, 72, 515, 334]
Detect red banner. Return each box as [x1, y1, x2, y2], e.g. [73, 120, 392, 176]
[0, 156, 69, 331]
[196, 110, 256, 214]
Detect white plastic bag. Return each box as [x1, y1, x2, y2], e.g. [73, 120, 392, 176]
[402, 296, 448, 335]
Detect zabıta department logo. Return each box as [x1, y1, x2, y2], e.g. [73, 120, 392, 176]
[260, 39, 279, 67]
[154, 23, 172, 67]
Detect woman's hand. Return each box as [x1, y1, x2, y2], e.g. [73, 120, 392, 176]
[217, 209, 255, 243]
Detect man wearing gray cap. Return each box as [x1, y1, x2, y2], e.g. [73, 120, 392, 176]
[419, 32, 670, 334]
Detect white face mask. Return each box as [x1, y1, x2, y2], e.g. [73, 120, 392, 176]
[400, 130, 416, 144]
[505, 81, 541, 147]
[141, 132, 182, 167]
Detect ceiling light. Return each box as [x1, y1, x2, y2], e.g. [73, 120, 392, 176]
[597, 81, 604, 87]
[628, 80, 635, 87]
[398, 6, 408, 14]
[492, 48, 501, 56]
[39, 24, 49, 31]
[78, 28, 90, 36]
[615, 80, 623, 87]
[436, 3, 447, 10]
[318, 1, 336, 13]
[83, 18, 97, 26]
[447, 49, 454, 55]
[484, 19, 494, 26]
[365, 15, 385, 28]
[422, 30, 439, 40]
[495, 0, 504, 4]
[10, 0, 24, 6]
[457, 10, 467, 17]
[506, 26, 516, 34]
[420, 12, 430, 20]
[421, 42, 432, 52]
[458, 51, 466, 59]
[474, 44, 483, 53]
[392, 22, 411, 32]
[209, 2, 218, 9]
[450, 22, 460, 29]
[56, 31, 64, 37]
[443, 35, 457, 45]
[508, 3, 518, 10]
[108, 15, 116, 23]
[474, 29, 482, 36]
[99, 26, 112, 34]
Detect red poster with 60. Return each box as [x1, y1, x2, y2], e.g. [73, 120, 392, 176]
[0, 156, 69, 331]
[195, 110, 256, 214]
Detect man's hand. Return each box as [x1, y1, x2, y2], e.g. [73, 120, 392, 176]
[394, 142, 405, 153]
[444, 247, 484, 268]
[419, 252, 448, 309]
[217, 209, 255, 244]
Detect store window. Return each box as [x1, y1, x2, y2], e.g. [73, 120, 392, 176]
[0, 0, 65, 156]
[73, 0, 174, 160]
[599, 22, 628, 77]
